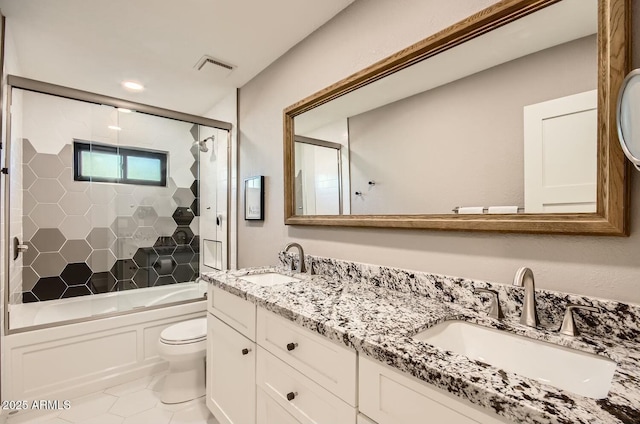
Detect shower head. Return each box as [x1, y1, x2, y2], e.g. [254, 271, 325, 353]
[195, 135, 214, 153]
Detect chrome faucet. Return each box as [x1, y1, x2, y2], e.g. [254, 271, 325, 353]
[513, 267, 540, 327]
[284, 242, 307, 273]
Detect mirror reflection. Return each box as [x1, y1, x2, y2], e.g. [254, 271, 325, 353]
[293, 0, 598, 216]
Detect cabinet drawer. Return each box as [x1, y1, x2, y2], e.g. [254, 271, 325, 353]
[257, 346, 356, 424]
[359, 356, 511, 424]
[257, 387, 301, 424]
[257, 308, 356, 405]
[209, 285, 256, 340]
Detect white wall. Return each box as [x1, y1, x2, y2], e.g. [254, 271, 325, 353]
[238, 0, 640, 304]
[348, 36, 596, 214]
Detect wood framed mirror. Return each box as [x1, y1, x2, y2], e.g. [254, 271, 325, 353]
[283, 0, 630, 235]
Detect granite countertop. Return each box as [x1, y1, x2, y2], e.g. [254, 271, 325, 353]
[202, 265, 640, 424]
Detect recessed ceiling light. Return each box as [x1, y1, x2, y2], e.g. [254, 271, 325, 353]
[108, 125, 122, 131]
[117, 108, 134, 113]
[121, 81, 144, 91]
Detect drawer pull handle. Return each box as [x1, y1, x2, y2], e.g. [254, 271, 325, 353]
[286, 342, 298, 351]
[286, 391, 297, 401]
[241, 348, 251, 355]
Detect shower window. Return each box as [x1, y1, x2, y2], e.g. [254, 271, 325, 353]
[73, 140, 168, 186]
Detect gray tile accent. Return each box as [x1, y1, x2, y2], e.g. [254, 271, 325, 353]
[133, 206, 158, 227]
[22, 138, 37, 164]
[172, 187, 195, 207]
[87, 204, 114, 227]
[30, 178, 65, 203]
[22, 266, 39, 292]
[88, 249, 117, 273]
[58, 167, 90, 192]
[23, 190, 37, 215]
[86, 227, 117, 250]
[30, 204, 66, 228]
[32, 252, 66, 277]
[132, 186, 160, 206]
[189, 124, 199, 141]
[60, 239, 92, 263]
[59, 191, 92, 215]
[22, 241, 38, 266]
[58, 143, 72, 164]
[133, 227, 158, 248]
[111, 194, 137, 215]
[23, 216, 38, 240]
[86, 184, 116, 205]
[111, 237, 138, 260]
[31, 228, 66, 252]
[153, 197, 178, 217]
[30, 153, 64, 178]
[153, 216, 178, 237]
[60, 215, 92, 239]
[110, 216, 137, 238]
[22, 166, 37, 190]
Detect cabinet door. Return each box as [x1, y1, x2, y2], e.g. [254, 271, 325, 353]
[207, 314, 256, 424]
[257, 387, 301, 424]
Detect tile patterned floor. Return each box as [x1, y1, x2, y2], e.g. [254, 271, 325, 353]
[6, 374, 219, 424]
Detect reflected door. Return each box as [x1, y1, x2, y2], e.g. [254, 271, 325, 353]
[524, 90, 597, 213]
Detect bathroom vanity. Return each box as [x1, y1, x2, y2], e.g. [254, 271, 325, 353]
[203, 254, 640, 424]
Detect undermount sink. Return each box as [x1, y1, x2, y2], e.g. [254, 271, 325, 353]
[239, 272, 302, 287]
[413, 320, 616, 399]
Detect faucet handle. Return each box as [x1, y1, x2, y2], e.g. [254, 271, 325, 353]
[473, 288, 504, 320]
[558, 303, 600, 336]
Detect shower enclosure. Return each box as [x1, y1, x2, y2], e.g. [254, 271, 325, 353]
[3, 76, 232, 332]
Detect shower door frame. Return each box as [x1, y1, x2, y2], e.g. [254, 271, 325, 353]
[2, 76, 234, 335]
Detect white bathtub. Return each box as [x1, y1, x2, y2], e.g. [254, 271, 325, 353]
[3, 282, 207, 403]
[9, 281, 207, 329]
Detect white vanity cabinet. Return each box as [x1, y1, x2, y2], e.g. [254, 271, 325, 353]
[207, 286, 257, 424]
[205, 283, 511, 424]
[359, 356, 511, 424]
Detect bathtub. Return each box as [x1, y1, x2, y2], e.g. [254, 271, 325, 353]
[3, 281, 207, 403]
[9, 280, 207, 329]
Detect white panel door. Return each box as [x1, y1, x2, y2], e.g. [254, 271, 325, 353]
[206, 314, 256, 424]
[523, 90, 597, 213]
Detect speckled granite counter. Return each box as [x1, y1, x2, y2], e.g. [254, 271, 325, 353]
[202, 255, 640, 424]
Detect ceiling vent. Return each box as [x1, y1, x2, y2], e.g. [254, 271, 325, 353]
[194, 55, 235, 79]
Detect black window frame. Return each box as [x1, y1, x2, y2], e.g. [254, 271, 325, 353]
[73, 140, 168, 187]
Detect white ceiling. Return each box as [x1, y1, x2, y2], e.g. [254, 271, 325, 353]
[0, 0, 354, 116]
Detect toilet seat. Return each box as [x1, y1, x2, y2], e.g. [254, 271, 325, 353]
[160, 318, 207, 345]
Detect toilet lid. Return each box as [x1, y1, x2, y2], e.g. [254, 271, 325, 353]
[160, 318, 207, 344]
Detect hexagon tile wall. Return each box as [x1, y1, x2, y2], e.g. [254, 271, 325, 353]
[21, 137, 201, 302]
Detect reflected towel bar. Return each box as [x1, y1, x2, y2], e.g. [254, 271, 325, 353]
[452, 207, 524, 214]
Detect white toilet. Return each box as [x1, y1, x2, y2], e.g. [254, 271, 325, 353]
[157, 317, 207, 404]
